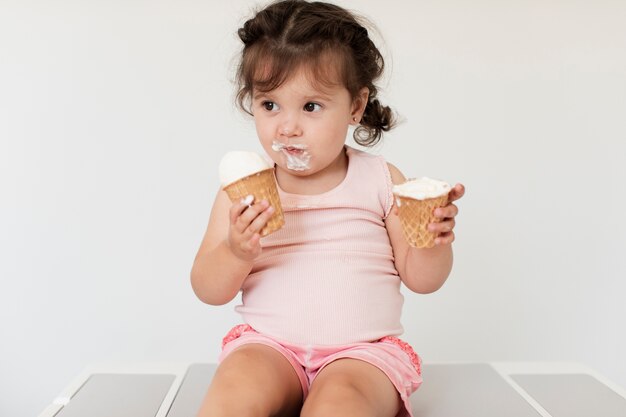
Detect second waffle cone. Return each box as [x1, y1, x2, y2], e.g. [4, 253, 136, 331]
[395, 194, 448, 248]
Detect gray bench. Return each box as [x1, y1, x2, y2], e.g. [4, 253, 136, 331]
[39, 362, 626, 417]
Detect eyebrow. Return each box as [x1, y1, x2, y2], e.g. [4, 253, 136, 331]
[251, 89, 337, 103]
[304, 93, 334, 102]
[252, 91, 270, 101]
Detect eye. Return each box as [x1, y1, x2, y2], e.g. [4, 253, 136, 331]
[303, 102, 322, 112]
[262, 101, 279, 111]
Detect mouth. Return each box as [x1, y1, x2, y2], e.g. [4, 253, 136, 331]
[283, 146, 305, 156]
[272, 141, 307, 149]
[271, 141, 311, 171]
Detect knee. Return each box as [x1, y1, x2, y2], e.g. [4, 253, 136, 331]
[197, 345, 302, 417]
[301, 399, 343, 417]
[300, 380, 369, 417]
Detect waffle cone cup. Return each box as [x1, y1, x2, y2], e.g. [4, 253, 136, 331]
[223, 168, 284, 236]
[394, 193, 449, 248]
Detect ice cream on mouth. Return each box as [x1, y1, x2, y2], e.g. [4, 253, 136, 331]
[271, 141, 311, 171]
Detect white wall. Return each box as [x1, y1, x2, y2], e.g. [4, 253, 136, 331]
[1, 1, 625, 416]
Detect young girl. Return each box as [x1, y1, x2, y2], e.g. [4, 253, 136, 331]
[191, 1, 465, 416]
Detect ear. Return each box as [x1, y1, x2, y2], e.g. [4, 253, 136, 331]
[350, 87, 369, 125]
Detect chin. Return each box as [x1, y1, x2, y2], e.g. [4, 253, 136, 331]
[282, 165, 313, 175]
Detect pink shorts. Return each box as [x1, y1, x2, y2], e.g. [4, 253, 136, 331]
[220, 324, 423, 417]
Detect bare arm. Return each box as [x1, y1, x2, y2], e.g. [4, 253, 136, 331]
[190, 188, 275, 305]
[385, 163, 465, 294]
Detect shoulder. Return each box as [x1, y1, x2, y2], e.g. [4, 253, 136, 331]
[346, 145, 378, 160]
[347, 146, 406, 184]
[345, 147, 401, 217]
[386, 162, 406, 185]
[346, 146, 405, 183]
[346, 146, 388, 177]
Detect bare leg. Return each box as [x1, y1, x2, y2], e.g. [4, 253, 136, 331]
[196, 344, 303, 417]
[300, 358, 402, 417]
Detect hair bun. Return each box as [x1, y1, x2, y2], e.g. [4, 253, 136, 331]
[238, 19, 262, 45]
[355, 99, 395, 146]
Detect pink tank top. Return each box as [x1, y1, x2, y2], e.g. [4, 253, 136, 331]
[235, 146, 404, 345]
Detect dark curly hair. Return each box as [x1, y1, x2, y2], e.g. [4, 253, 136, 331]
[236, 0, 395, 146]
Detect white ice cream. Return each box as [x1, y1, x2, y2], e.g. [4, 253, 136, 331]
[218, 151, 272, 186]
[392, 177, 451, 200]
[272, 141, 311, 171]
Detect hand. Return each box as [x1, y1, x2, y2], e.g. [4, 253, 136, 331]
[429, 183, 465, 245]
[227, 195, 275, 261]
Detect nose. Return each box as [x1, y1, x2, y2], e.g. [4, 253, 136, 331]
[278, 112, 302, 138]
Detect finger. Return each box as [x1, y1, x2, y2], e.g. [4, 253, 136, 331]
[237, 200, 271, 235]
[229, 194, 255, 224]
[429, 218, 455, 234]
[435, 231, 455, 246]
[434, 204, 458, 220]
[234, 200, 269, 233]
[242, 232, 262, 253]
[241, 194, 255, 206]
[447, 183, 465, 203]
[243, 205, 275, 238]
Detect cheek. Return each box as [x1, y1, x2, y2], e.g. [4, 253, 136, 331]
[254, 118, 275, 143]
[324, 119, 351, 145]
[253, 116, 267, 134]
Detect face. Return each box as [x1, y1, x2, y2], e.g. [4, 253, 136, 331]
[251, 68, 366, 177]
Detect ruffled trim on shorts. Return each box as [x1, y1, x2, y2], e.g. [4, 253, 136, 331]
[222, 325, 422, 379]
[379, 336, 422, 376]
[221, 324, 254, 348]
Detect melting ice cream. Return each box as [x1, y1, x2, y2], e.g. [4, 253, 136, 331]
[392, 177, 451, 201]
[271, 141, 311, 171]
[218, 151, 272, 186]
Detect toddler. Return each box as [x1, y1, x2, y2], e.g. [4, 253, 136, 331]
[191, 1, 465, 416]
